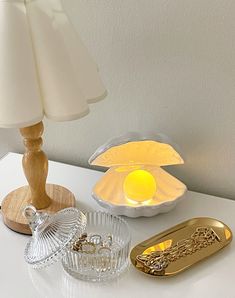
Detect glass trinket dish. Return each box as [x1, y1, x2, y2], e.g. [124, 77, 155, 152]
[62, 211, 131, 281]
[24, 205, 131, 282]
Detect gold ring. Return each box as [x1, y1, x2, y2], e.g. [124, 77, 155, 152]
[81, 242, 96, 254]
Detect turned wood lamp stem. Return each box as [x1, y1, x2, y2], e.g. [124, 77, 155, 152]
[1, 121, 75, 234]
[20, 121, 51, 209]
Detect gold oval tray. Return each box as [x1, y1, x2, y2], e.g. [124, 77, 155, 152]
[130, 217, 232, 277]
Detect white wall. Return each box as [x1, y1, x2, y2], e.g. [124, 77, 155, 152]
[1, 0, 235, 199]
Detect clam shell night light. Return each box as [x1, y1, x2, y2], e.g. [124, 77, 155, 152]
[89, 133, 187, 217]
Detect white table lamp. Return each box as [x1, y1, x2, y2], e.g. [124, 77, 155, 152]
[0, 0, 106, 234]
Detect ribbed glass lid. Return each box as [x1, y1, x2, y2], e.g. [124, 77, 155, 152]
[24, 205, 87, 269]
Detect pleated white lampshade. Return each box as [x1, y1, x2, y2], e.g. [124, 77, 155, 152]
[0, 0, 106, 128]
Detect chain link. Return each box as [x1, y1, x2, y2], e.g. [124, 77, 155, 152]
[136, 227, 220, 275]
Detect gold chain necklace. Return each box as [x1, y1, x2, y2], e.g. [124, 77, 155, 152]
[136, 227, 220, 275]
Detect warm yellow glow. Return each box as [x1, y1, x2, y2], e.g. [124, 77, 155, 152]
[91, 140, 184, 167]
[123, 170, 157, 202]
[115, 165, 141, 172]
[93, 166, 186, 206]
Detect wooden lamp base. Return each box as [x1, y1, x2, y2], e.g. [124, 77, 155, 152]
[1, 120, 76, 235]
[1, 184, 76, 235]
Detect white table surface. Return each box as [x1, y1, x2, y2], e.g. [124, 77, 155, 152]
[0, 153, 234, 298]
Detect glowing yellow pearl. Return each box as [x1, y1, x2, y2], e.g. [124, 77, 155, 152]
[123, 170, 157, 203]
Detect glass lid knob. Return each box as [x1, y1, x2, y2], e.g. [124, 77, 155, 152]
[24, 206, 87, 269]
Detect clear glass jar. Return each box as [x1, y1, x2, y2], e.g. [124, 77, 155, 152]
[62, 211, 131, 282]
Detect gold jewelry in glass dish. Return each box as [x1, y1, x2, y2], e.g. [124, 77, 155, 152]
[130, 217, 233, 277]
[72, 233, 113, 254]
[90, 234, 102, 245]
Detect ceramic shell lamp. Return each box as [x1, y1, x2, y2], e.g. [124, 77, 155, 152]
[0, 0, 106, 234]
[89, 133, 187, 217]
